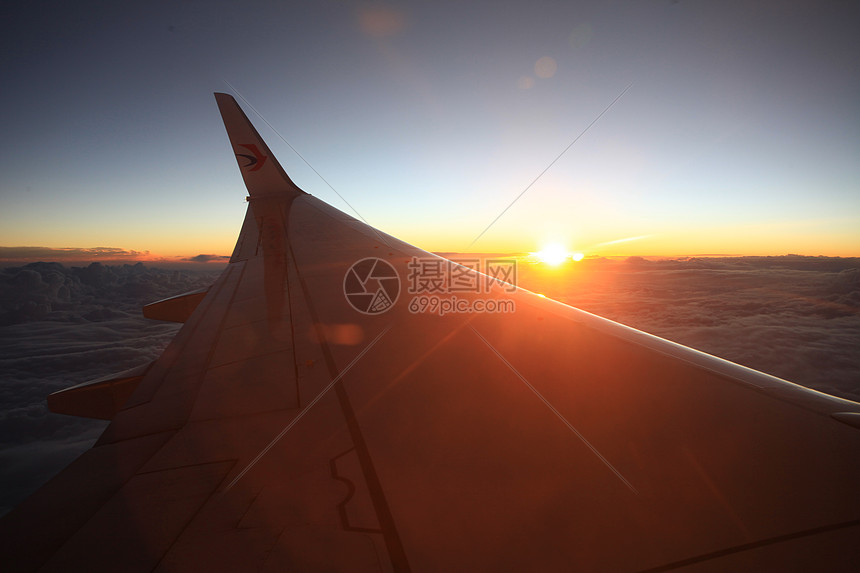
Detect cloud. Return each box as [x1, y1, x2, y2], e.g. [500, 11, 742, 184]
[0, 262, 220, 325]
[0, 246, 150, 264]
[591, 235, 652, 249]
[0, 262, 221, 514]
[184, 254, 231, 263]
[0, 317, 177, 515]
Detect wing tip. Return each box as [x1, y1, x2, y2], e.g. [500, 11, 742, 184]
[214, 91, 305, 199]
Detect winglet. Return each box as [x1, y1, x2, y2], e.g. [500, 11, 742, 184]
[214, 92, 305, 199]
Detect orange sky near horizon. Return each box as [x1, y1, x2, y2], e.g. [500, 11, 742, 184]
[2, 201, 859, 265]
[2, 216, 858, 267]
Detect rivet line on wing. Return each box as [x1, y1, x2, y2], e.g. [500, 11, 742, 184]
[222, 324, 392, 493]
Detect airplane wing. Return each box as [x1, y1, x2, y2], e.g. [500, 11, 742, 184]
[2, 93, 859, 572]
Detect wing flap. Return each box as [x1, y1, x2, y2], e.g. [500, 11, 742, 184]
[47, 362, 152, 420]
[142, 287, 209, 323]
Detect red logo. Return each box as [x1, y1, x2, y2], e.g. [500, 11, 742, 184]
[236, 144, 267, 172]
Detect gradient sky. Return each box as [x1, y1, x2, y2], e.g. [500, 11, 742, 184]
[1, 0, 858, 260]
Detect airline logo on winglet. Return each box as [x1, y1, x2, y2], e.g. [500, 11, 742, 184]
[235, 143, 267, 172]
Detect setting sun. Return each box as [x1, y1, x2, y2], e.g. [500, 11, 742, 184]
[534, 243, 570, 266]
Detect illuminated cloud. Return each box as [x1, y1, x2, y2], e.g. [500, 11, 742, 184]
[590, 235, 653, 249]
[0, 247, 150, 264]
[185, 254, 231, 263]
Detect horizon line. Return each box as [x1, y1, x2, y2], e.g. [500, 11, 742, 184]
[2, 252, 859, 270]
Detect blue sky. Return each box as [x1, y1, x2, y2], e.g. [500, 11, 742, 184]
[1, 0, 858, 259]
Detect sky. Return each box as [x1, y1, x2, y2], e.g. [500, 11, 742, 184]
[1, 0, 858, 261]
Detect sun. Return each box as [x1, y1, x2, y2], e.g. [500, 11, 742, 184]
[532, 243, 585, 265]
[534, 243, 569, 266]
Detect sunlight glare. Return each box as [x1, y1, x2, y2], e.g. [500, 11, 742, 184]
[535, 243, 569, 266]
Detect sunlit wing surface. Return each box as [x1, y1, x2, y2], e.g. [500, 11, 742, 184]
[2, 93, 859, 572]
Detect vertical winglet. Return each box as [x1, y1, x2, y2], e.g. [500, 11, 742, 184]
[214, 92, 305, 199]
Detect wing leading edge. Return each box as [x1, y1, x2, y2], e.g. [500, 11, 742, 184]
[1, 93, 859, 572]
